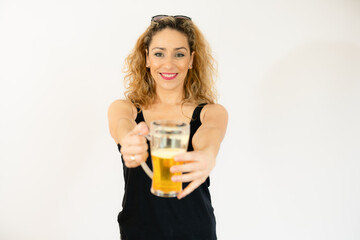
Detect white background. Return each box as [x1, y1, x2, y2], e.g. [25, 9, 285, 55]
[1, 0, 359, 239]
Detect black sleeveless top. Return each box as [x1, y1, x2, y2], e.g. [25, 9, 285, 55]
[116, 104, 216, 240]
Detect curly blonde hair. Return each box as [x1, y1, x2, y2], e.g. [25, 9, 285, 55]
[123, 16, 217, 108]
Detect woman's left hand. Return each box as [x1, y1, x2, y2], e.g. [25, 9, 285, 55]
[170, 150, 216, 200]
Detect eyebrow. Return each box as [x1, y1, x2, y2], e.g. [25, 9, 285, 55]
[151, 47, 188, 51]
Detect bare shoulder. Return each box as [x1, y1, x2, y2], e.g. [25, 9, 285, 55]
[108, 99, 137, 121]
[201, 103, 228, 123]
[109, 99, 134, 109]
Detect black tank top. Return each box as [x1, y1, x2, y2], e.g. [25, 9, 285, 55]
[116, 103, 216, 240]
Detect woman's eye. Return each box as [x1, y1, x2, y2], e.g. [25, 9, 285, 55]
[154, 53, 164, 57]
[175, 53, 185, 58]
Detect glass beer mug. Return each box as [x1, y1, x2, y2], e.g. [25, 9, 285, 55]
[140, 120, 190, 197]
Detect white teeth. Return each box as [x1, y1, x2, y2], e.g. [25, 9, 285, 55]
[161, 73, 176, 77]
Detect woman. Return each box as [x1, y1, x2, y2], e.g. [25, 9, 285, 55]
[108, 15, 228, 240]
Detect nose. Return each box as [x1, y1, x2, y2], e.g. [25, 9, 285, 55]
[162, 56, 175, 70]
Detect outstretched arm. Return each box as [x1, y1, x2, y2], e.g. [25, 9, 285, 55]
[171, 104, 228, 199]
[108, 100, 149, 168]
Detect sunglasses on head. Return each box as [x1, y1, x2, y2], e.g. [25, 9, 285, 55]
[151, 15, 192, 22]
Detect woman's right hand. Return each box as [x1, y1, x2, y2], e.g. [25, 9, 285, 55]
[119, 121, 149, 168]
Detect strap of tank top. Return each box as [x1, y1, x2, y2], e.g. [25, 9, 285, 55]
[191, 103, 207, 123]
[135, 107, 144, 123]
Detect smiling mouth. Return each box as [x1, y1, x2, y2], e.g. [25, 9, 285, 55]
[160, 73, 178, 80]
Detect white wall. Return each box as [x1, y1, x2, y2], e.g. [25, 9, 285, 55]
[1, 0, 359, 239]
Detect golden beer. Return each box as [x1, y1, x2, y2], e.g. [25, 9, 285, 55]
[151, 148, 185, 197]
[140, 120, 189, 197]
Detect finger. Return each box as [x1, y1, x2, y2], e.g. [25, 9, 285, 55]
[177, 180, 202, 200]
[172, 170, 202, 183]
[124, 151, 149, 163]
[131, 121, 149, 136]
[122, 134, 147, 146]
[125, 161, 139, 168]
[120, 144, 148, 155]
[139, 151, 149, 163]
[123, 156, 140, 168]
[170, 162, 198, 173]
[174, 151, 198, 162]
[123, 152, 148, 168]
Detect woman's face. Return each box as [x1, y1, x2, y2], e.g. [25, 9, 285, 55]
[146, 28, 194, 94]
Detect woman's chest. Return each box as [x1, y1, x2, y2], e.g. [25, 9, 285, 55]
[142, 105, 196, 125]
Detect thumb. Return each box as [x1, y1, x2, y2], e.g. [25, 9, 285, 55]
[131, 121, 149, 136]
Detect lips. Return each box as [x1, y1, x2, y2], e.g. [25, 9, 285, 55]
[160, 73, 178, 80]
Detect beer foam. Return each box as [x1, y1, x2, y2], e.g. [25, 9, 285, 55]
[151, 148, 186, 158]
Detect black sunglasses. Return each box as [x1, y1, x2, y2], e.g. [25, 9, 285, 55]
[151, 15, 192, 22]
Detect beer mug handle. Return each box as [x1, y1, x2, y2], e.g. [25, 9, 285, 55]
[140, 134, 153, 179]
[140, 162, 153, 179]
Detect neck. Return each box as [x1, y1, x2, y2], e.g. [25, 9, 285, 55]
[155, 89, 184, 105]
